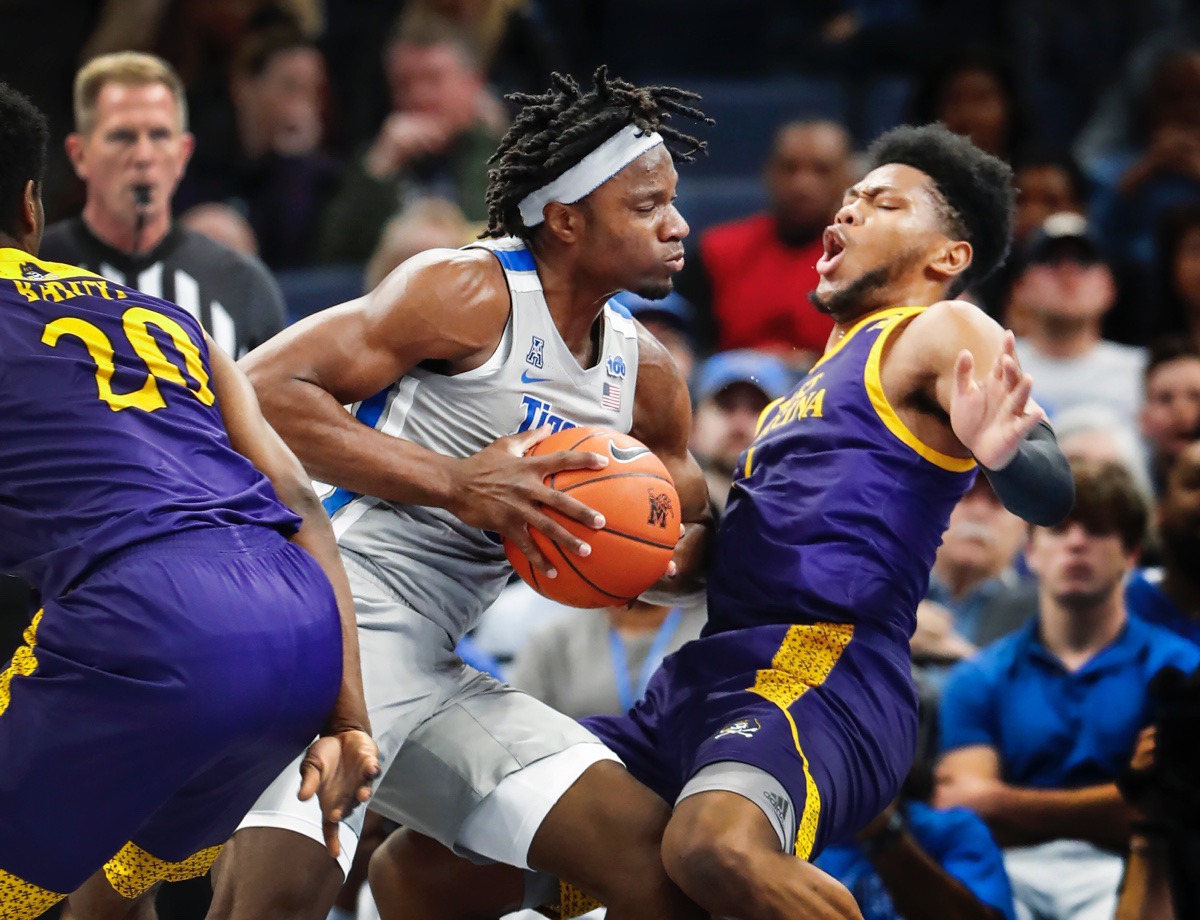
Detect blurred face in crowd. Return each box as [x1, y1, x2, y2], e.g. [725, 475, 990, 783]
[1013, 165, 1082, 245]
[1150, 52, 1200, 134]
[691, 382, 771, 475]
[936, 67, 1009, 159]
[1012, 250, 1117, 328]
[1028, 517, 1138, 612]
[234, 45, 327, 157]
[386, 40, 482, 130]
[67, 81, 193, 226]
[1159, 441, 1200, 563]
[179, 203, 258, 255]
[811, 163, 969, 322]
[766, 122, 852, 244]
[1141, 356, 1200, 463]
[1172, 225, 1200, 318]
[935, 478, 1026, 588]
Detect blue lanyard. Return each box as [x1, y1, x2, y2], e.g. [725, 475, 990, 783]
[609, 608, 683, 713]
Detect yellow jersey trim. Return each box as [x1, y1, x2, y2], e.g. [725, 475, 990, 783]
[104, 841, 224, 899]
[747, 622, 855, 860]
[0, 609, 43, 718]
[808, 305, 921, 375]
[0, 867, 65, 920]
[864, 309, 977, 473]
[0, 247, 106, 283]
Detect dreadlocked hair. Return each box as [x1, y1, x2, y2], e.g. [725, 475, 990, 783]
[482, 66, 712, 239]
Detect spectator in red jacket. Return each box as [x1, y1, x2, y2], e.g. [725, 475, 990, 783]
[676, 120, 852, 369]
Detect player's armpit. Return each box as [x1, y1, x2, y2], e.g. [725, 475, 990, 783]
[629, 325, 712, 600]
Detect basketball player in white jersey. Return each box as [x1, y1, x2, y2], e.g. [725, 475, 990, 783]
[205, 70, 715, 920]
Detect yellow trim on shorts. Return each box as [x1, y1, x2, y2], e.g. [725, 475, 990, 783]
[747, 622, 855, 860]
[0, 609, 43, 718]
[557, 881, 605, 919]
[103, 841, 224, 899]
[863, 308, 977, 473]
[0, 867, 66, 920]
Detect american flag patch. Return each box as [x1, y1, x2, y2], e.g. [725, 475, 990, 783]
[601, 381, 622, 410]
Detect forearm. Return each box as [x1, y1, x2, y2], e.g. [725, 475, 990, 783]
[645, 514, 712, 597]
[274, 480, 370, 734]
[1115, 835, 1176, 920]
[869, 835, 1002, 920]
[982, 782, 1137, 849]
[256, 376, 459, 509]
[981, 419, 1074, 526]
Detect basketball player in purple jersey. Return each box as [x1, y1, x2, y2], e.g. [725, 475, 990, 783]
[0, 84, 378, 919]
[384, 123, 1075, 919]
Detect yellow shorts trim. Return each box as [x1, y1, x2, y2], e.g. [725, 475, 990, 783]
[0, 866, 66, 920]
[103, 841, 223, 899]
[0, 609, 43, 718]
[557, 880, 605, 918]
[747, 622, 855, 859]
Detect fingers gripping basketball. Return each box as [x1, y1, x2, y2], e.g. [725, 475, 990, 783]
[504, 426, 681, 607]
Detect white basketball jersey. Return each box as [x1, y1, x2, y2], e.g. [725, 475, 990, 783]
[326, 237, 641, 639]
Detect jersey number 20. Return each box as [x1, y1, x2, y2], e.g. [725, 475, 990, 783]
[42, 307, 215, 412]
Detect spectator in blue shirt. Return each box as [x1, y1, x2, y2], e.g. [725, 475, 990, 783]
[1127, 439, 1200, 645]
[935, 460, 1200, 920]
[917, 477, 1034, 680]
[815, 795, 1016, 920]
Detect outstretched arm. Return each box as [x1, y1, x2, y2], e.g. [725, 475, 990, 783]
[207, 336, 379, 858]
[920, 302, 1074, 525]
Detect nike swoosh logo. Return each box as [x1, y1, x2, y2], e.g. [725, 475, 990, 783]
[610, 441, 651, 463]
[521, 370, 550, 384]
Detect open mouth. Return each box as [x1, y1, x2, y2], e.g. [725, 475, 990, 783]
[816, 226, 845, 276]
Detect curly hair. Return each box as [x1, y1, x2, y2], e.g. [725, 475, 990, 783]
[483, 66, 712, 239]
[0, 83, 47, 241]
[868, 123, 1015, 295]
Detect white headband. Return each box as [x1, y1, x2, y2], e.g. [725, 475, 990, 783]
[518, 123, 664, 227]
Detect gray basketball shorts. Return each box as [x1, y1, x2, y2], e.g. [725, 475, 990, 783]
[237, 554, 617, 875]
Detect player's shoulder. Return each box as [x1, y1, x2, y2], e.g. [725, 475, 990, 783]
[896, 299, 1004, 366]
[372, 245, 507, 310]
[363, 246, 509, 344]
[631, 317, 686, 389]
[0, 248, 105, 285]
[910, 299, 998, 335]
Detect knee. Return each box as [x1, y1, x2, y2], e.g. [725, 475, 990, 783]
[367, 830, 448, 917]
[662, 817, 755, 897]
[207, 833, 343, 920]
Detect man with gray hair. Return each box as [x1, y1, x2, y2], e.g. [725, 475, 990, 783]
[39, 52, 285, 360]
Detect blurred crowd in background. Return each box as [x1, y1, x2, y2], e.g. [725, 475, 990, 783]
[4, 2, 1200, 919]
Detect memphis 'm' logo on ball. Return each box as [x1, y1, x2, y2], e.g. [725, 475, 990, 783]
[647, 489, 673, 528]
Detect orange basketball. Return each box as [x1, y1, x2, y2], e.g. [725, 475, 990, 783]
[504, 426, 681, 608]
